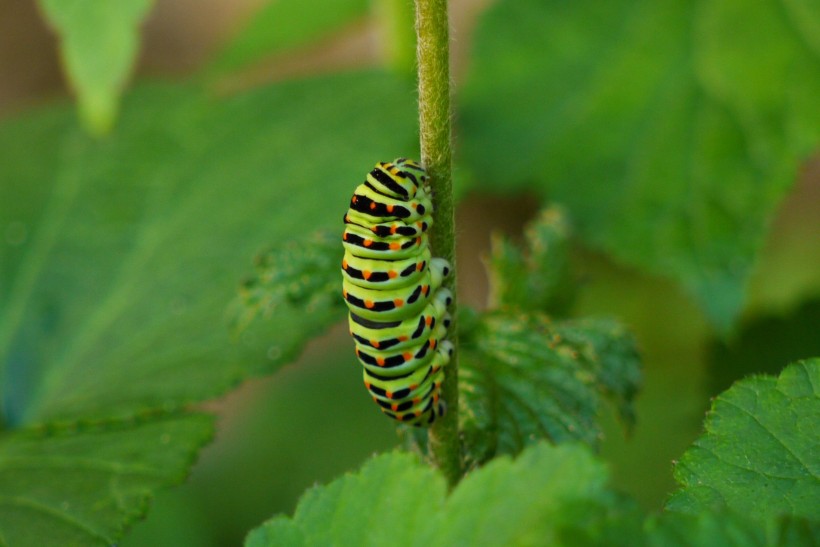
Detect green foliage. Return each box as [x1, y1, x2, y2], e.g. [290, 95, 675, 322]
[245, 451, 446, 547]
[459, 208, 640, 466]
[459, 0, 820, 330]
[460, 313, 640, 466]
[0, 71, 418, 543]
[208, 0, 370, 75]
[228, 231, 344, 337]
[0, 414, 213, 547]
[668, 359, 820, 522]
[487, 206, 575, 315]
[37, 0, 155, 134]
[248, 440, 818, 546]
[245, 443, 618, 546]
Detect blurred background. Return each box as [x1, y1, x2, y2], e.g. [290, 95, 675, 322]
[1, 0, 818, 545]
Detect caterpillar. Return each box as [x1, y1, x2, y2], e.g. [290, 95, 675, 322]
[342, 159, 453, 427]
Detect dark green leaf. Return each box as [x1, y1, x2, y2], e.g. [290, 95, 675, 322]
[228, 230, 344, 338]
[0, 71, 416, 427]
[459, 0, 820, 330]
[487, 206, 575, 315]
[37, 0, 155, 134]
[667, 359, 820, 522]
[459, 311, 641, 466]
[0, 414, 213, 547]
[208, 0, 370, 75]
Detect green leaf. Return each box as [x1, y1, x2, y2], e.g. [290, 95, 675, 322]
[0, 414, 213, 547]
[425, 443, 616, 546]
[667, 359, 820, 522]
[37, 0, 155, 134]
[208, 0, 370, 75]
[459, 0, 820, 330]
[244, 451, 446, 546]
[246, 443, 626, 547]
[0, 71, 417, 427]
[459, 311, 641, 466]
[227, 230, 344, 338]
[487, 206, 575, 315]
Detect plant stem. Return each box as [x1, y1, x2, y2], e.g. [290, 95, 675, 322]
[415, 0, 462, 487]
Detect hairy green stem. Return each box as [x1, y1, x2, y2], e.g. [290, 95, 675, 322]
[415, 0, 461, 486]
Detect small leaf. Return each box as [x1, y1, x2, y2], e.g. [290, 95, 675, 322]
[0, 414, 213, 547]
[38, 0, 155, 134]
[228, 230, 344, 337]
[667, 359, 820, 523]
[208, 0, 370, 75]
[459, 311, 641, 466]
[244, 451, 446, 546]
[487, 205, 575, 315]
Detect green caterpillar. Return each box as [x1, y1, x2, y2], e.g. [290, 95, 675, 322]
[342, 159, 453, 426]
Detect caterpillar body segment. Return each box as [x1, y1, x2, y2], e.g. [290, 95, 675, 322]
[342, 159, 453, 427]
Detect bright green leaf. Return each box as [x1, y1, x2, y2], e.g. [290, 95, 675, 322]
[487, 206, 575, 315]
[246, 443, 627, 547]
[0, 71, 417, 427]
[244, 451, 446, 546]
[459, 312, 641, 466]
[459, 0, 820, 330]
[424, 443, 618, 547]
[38, 0, 155, 134]
[208, 0, 370, 75]
[668, 359, 820, 522]
[0, 413, 213, 547]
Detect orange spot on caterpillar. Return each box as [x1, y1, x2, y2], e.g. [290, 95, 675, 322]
[398, 336, 408, 342]
[413, 397, 421, 404]
[387, 204, 395, 213]
[409, 384, 418, 390]
[342, 259, 348, 269]
[364, 381, 371, 389]
[422, 285, 429, 295]
[416, 237, 422, 246]
[403, 352, 412, 361]
[364, 239, 373, 247]
[416, 262, 424, 271]
[377, 357, 386, 366]
[363, 270, 372, 280]
[342, 232, 348, 241]
[392, 404, 399, 411]
[388, 271, 397, 279]
[429, 339, 437, 349]
[365, 300, 375, 309]
[425, 316, 433, 326]
[351, 196, 358, 203]
[371, 340, 380, 348]
[394, 298, 404, 307]
[389, 242, 400, 250]
[370, 202, 376, 210]
[343, 289, 348, 298]
[390, 225, 398, 234]
[386, 390, 393, 398]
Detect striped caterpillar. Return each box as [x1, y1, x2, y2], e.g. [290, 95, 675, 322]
[341, 159, 453, 426]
